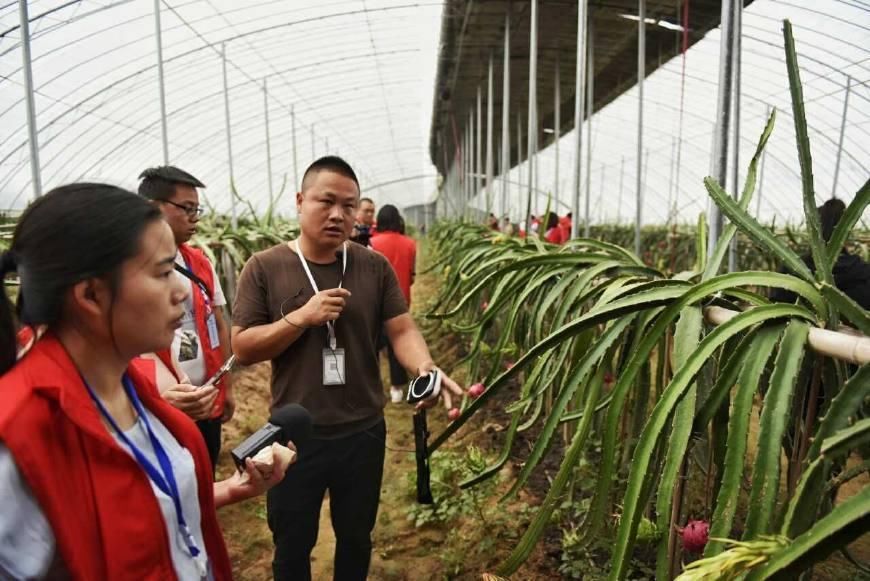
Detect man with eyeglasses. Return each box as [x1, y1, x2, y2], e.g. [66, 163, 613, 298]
[138, 166, 235, 474]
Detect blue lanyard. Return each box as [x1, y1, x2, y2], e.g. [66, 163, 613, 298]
[83, 375, 203, 566]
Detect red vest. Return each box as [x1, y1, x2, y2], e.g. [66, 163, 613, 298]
[0, 334, 233, 580]
[159, 243, 226, 418]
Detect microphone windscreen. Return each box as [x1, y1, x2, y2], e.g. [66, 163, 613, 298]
[269, 404, 312, 448]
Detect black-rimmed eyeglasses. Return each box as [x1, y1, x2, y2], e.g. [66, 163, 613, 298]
[163, 200, 205, 218]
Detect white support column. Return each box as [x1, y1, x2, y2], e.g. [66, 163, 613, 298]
[634, 0, 645, 257]
[221, 43, 237, 227]
[19, 0, 41, 199]
[486, 56, 495, 213]
[525, 0, 538, 234]
[553, 52, 561, 214]
[501, 8, 511, 219]
[728, 0, 743, 273]
[707, 0, 736, 257]
[476, 85, 483, 217]
[154, 0, 169, 164]
[584, 19, 595, 237]
[291, 105, 299, 190]
[831, 75, 851, 199]
[516, 110, 523, 223]
[571, 0, 588, 238]
[263, 78, 273, 207]
[469, 109, 475, 219]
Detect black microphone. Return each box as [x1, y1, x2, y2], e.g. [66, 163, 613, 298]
[230, 404, 312, 472]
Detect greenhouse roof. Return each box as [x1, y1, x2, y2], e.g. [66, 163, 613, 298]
[0, 0, 868, 225]
[0, 0, 444, 215]
[431, 0, 870, 225]
[429, 0, 746, 174]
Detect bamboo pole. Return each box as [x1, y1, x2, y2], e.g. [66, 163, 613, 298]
[704, 306, 870, 365]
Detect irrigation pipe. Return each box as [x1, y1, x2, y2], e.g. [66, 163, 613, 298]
[704, 305, 870, 365]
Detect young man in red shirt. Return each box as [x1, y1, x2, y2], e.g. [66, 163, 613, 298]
[139, 166, 235, 473]
[370, 204, 417, 403]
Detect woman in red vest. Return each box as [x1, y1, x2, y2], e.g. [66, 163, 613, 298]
[370, 204, 417, 403]
[0, 184, 294, 580]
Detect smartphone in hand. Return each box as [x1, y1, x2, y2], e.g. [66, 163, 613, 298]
[200, 354, 236, 389]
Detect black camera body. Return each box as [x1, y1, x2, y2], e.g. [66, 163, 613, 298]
[406, 370, 441, 404]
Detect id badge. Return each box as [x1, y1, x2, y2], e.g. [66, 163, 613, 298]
[206, 312, 220, 348]
[323, 348, 346, 386]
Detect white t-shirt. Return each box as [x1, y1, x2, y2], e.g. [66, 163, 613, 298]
[0, 407, 212, 580]
[173, 253, 226, 386]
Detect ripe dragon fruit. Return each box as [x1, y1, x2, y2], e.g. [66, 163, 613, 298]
[679, 519, 710, 553]
[468, 383, 485, 398]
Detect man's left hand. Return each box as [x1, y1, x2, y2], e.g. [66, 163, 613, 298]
[415, 361, 465, 413]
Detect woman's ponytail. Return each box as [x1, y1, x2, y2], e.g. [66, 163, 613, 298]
[0, 251, 18, 374]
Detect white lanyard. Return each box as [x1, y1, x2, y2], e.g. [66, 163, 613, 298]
[295, 240, 347, 350]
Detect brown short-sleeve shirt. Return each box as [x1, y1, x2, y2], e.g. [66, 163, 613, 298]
[233, 242, 408, 437]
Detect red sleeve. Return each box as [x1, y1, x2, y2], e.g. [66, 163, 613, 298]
[545, 228, 560, 244]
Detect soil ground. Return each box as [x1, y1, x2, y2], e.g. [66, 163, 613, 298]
[216, 360, 558, 580]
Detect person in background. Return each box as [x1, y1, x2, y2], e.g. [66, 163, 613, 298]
[544, 212, 565, 244]
[559, 212, 572, 242]
[350, 197, 376, 247]
[0, 184, 293, 580]
[486, 213, 500, 231]
[500, 216, 513, 235]
[771, 198, 870, 309]
[138, 166, 235, 475]
[370, 204, 417, 403]
[231, 156, 464, 580]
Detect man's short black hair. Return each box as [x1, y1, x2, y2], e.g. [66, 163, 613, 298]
[301, 156, 360, 193]
[138, 166, 205, 201]
[359, 197, 374, 206]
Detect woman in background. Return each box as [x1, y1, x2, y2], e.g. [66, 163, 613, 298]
[0, 184, 293, 580]
[370, 204, 417, 403]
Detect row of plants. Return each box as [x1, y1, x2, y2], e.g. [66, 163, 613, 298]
[421, 21, 869, 580]
[576, 224, 868, 275]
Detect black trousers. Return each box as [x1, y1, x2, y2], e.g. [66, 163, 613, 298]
[267, 420, 386, 581]
[196, 417, 222, 477]
[386, 343, 408, 387]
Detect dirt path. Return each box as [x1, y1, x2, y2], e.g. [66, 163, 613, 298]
[216, 361, 468, 580]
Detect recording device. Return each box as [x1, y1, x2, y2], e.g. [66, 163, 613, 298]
[230, 404, 312, 472]
[200, 354, 236, 389]
[406, 370, 441, 405]
[413, 409, 434, 504]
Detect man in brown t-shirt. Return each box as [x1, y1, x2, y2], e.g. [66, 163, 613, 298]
[232, 156, 463, 581]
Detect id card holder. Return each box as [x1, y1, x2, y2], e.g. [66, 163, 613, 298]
[206, 312, 220, 348]
[323, 348, 346, 386]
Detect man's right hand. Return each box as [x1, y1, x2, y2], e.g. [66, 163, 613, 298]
[162, 383, 220, 420]
[289, 288, 352, 327]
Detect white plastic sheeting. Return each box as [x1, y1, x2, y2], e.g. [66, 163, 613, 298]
[0, 0, 442, 214]
[480, 0, 870, 226]
[0, 0, 867, 225]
